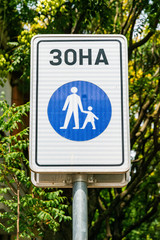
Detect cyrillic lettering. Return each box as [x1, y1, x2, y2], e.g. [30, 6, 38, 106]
[95, 49, 109, 65]
[65, 49, 77, 65]
[50, 49, 62, 65]
[79, 49, 92, 65]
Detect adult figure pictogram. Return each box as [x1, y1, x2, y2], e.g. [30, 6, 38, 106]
[60, 87, 84, 129]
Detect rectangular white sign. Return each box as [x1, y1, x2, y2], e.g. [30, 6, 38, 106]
[29, 35, 130, 173]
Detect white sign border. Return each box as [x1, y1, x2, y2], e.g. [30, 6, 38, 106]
[30, 34, 130, 173]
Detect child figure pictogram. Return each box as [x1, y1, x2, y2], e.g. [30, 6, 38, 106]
[81, 106, 99, 129]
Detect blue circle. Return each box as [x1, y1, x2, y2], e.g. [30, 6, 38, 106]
[47, 81, 112, 141]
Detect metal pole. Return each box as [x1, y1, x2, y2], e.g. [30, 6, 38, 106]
[72, 175, 88, 240]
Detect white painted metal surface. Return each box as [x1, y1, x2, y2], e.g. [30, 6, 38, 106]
[30, 35, 130, 173]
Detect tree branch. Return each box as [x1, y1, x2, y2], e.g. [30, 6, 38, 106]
[153, 103, 160, 149]
[71, 10, 87, 34]
[121, 2, 142, 36]
[4, 176, 17, 196]
[128, 16, 159, 57]
[121, 196, 160, 238]
[135, 117, 150, 138]
[89, 143, 160, 239]
[121, 3, 135, 34]
[129, 31, 154, 52]
[130, 79, 160, 148]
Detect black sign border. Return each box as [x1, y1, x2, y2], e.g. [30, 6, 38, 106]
[35, 39, 125, 167]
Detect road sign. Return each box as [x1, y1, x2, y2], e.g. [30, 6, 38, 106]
[30, 35, 130, 173]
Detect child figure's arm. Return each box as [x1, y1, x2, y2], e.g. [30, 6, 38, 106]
[82, 111, 88, 114]
[93, 114, 99, 120]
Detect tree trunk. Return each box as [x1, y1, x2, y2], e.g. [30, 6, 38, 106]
[17, 183, 20, 240]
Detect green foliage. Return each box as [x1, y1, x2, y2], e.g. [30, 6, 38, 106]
[0, 0, 160, 239]
[0, 94, 71, 239]
[0, 54, 9, 86]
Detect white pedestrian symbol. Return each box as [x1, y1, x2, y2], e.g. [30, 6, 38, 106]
[60, 87, 99, 130]
[81, 106, 99, 129]
[60, 87, 83, 129]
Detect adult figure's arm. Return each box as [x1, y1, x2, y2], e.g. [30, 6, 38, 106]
[62, 96, 69, 110]
[78, 96, 84, 112]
